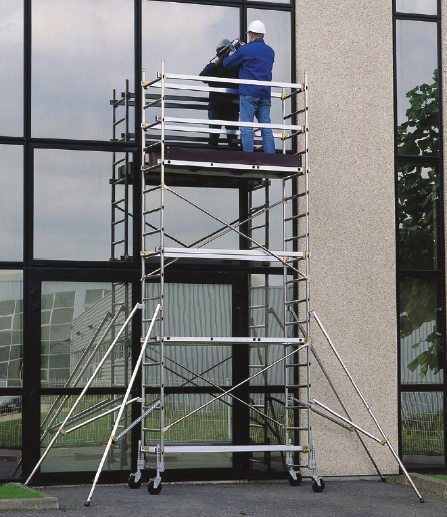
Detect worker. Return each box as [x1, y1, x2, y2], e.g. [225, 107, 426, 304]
[200, 39, 240, 148]
[222, 20, 275, 154]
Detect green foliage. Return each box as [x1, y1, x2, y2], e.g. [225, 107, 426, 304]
[397, 69, 439, 156]
[397, 70, 443, 379]
[397, 165, 439, 270]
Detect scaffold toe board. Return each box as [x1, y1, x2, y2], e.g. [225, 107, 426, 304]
[146, 146, 303, 178]
[156, 336, 307, 344]
[143, 445, 306, 454]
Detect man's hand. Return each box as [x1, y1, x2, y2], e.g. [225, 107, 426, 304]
[229, 42, 244, 56]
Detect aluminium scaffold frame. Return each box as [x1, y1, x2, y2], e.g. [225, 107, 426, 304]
[24, 61, 425, 507]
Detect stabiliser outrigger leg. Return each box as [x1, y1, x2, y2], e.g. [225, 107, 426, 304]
[310, 311, 425, 503]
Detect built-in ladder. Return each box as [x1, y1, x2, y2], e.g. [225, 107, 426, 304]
[111, 80, 132, 262]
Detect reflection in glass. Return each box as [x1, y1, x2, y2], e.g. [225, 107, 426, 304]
[0, 1, 23, 137]
[0, 271, 23, 387]
[41, 282, 132, 388]
[40, 393, 131, 472]
[142, 183, 239, 253]
[142, 2, 240, 150]
[400, 277, 443, 384]
[396, 20, 438, 155]
[397, 163, 440, 270]
[144, 283, 232, 387]
[249, 277, 286, 386]
[144, 393, 232, 469]
[249, 392, 289, 472]
[34, 149, 132, 261]
[32, 0, 134, 140]
[0, 145, 23, 261]
[0, 395, 22, 478]
[143, 1, 239, 75]
[401, 392, 444, 467]
[396, 0, 437, 15]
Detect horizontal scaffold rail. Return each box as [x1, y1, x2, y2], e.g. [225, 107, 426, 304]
[147, 82, 287, 100]
[146, 247, 305, 262]
[149, 116, 304, 133]
[157, 72, 305, 91]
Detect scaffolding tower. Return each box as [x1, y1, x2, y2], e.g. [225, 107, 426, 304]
[25, 61, 425, 507]
[137, 61, 315, 494]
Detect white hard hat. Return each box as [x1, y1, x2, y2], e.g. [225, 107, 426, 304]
[247, 20, 266, 34]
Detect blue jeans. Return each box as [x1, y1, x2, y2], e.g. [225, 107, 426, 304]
[240, 95, 275, 153]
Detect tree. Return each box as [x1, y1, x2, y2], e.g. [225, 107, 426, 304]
[397, 70, 443, 379]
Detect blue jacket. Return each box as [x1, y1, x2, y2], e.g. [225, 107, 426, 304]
[222, 39, 275, 99]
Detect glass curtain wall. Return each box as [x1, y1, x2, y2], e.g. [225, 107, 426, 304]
[394, 0, 445, 468]
[0, 0, 294, 484]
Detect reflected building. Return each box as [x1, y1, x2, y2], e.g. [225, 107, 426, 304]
[0, 0, 445, 486]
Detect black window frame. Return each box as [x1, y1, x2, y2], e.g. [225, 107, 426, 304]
[393, 0, 446, 471]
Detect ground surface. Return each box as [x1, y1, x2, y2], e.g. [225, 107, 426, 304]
[17, 478, 447, 517]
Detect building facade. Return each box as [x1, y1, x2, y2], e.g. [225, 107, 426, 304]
[0, 0, 444, 485]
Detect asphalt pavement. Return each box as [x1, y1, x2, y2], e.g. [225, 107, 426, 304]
[13, 478, 447, 517]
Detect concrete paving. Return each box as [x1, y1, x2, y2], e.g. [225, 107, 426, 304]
[5, 478, 446, 517]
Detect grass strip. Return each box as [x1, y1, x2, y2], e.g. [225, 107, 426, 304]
[425, 474, 447, 482]
[0, 483, 44, 499]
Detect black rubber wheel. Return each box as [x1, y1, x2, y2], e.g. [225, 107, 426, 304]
[288, 473, 303, 486]
[147, 480, 162, 495]
[128, 474, 142, 489]
[311, 478, 325, 493]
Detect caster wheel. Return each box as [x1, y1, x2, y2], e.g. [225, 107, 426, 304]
[147, 480, 162, 495]
[312, 478, 325, 493]
[288, 473, 303, 486]
[128, 474, 142, 489]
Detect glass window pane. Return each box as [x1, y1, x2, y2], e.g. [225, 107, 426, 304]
[399, 276, 444, 385]
[142, 2, 240, 149]
[0, 271, 23, 388]
[166, 188, 239, 251]
[397, 163, 440, 270]
[144, 283, 232, 387]
[32, 0, 134, 140]
[40, 393, 130, 472]
[41, 282, 132, 388]
[247, 9, 292, 153]
[247, 9, 291, 84]
[396, 20, 438, 156]
[0, 145, 23, 261]
[0, 395, 22, 478]
[34, 149, 133, 261]
[396, 0, 437, 15]
[143, 2, 239, 75]
[144, 393, 232, 469]
[401, 392, 444, 467]
[0, 0, 23, 137]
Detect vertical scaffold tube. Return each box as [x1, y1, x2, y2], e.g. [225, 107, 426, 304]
[158, 59, 166, 481]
